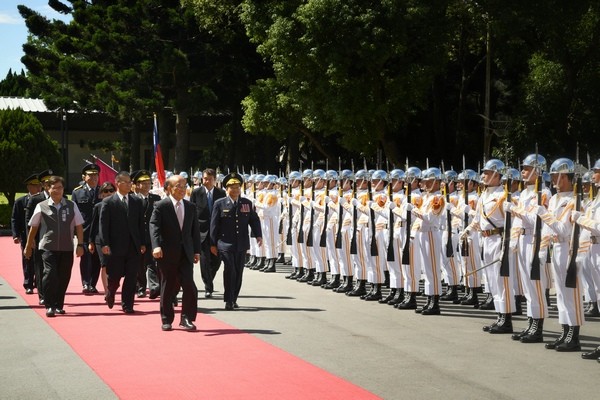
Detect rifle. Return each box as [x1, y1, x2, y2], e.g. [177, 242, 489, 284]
[335, 158, 344, 249]
[278, 177, 284, 236]
[461, 158, 470, 257]
[306, 174, 315, 247]
[285, 176, 293, 245]
[297, 175, 305, 244]
[386, 175, 395, 261]
[442, 161, 454, 258]
[530, 147, 542, 280]
[401, 174, 412, 263]
[319, 171, 329, 247]
[566, 168, 582, 288]
[499, 176, 512, 277]
[366, 160, 378, 256]
[349, 161, 358, 255]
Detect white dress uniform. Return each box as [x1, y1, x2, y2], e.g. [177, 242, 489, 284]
[255, 189, 280, 260]
[352, 190, 375, 283]
[337, 190, 354, 279]
[451, 190, 481, 290]
[374, 190, 405, 289]
[402, 189, 422, 294]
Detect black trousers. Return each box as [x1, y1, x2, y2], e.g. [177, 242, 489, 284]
[19, 242, 36, 289]
[200, 238, 221, 293]
[106, 242, 141, 309]
[41, 250, 73, 310]
[79, 246, 101, 288]
[158, 252, 197, 324]
[219, 250, 245, 303]
[137, 243, 161, 295]
[33, 248, 45, 301]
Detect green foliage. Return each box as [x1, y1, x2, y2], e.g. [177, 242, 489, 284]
[0, 70, 31, 97]
[0, 109, 63, 205]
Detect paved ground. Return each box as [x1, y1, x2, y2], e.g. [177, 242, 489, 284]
[2, 258, 600, 399]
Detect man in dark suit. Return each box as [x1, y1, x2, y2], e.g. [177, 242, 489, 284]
[210, 172, 262, 310]
[150, 175, 201, 331]
[132, 170, 162, 298]
[71, 163, 102, 294]
[190, 168, 225, 298]
[11, 174, 42, 294]
[99, 171, 146, 313]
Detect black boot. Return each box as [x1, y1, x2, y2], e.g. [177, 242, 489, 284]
[454, 287, 470, 304]
[483, 314, 501, 332]
[299, 269, 314, 283]
[479, 293, 494, 310]
[360, 283, 375, 300]
[415, 296, 432, 314]
[379, 288, 397, 304]
[555, 326, 581, 352]
[388, 288, 404, 305]
[346, 280, 367, 297]
[286, 268, 299, 279]
[512, 317, 533, 341]
[461, 287, 480, 308]
[545, 324, 569, 350]
[488, 313, 513, 334]
[251, 257, 265, 270]
[520, 318, 544, 343]
[397, 292, 418, 309]
[422, 295, 441, 315]
[262, 259, 277, 272]
[335, 276, 353, 293]
[323, 274, 340, 289]
[440, 285, 458, 302]
[383, 271, 390, 288]
[293, 267, 305, 281]
[275, 253, 285, 263]
[585, 301, 600, 317]
[311, 272, 328, 286]
[364, 284, 382, 301]
[245, 255, 256, 268]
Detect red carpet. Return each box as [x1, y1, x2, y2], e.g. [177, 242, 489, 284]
[0, 237, 379, 399]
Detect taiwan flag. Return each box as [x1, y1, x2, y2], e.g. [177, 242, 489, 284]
[153, 113, 166, 187]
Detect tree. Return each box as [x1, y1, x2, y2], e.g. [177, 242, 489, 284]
[0, 109, 63, 206]
[0, 69, 31, 97]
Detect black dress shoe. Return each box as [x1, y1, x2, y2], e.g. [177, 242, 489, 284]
[581, 347, 600, 360]
[54, 308, 66, 315]
[225, 302, 234, 310]
[82, 285, 90, 294]
[25, 288, 34, 294]
[106, 291, 115, 309]
[46, 308, 55, 318]
[122, 307, 135, 314]
[137, 290, 146, 298]
[148, 291, 159, 300]
[39, 299, 45, 305]
[162, 323, 173, 331]
[89, 287, 99, 294]
[205, 291, 213, 299]
[179, 318, 197, 331]
[233, 303, 239, 309]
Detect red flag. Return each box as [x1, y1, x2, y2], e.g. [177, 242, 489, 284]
[153, 113, 166, 187]
[92, 155, 118, 185]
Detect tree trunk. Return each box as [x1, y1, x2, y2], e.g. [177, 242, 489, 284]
[174, 109, 190, 173]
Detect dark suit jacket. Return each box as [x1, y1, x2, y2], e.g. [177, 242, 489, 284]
[189, 185, 225, 243]
[150, 197, 201, 265]
[99, 193, 145, 256]
[136, 192, 161, 245]
[210, 196, 262, 252]
[11, 194, 30, 243]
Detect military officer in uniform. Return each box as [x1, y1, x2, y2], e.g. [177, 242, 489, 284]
[71, 163, 102, 294]
[210, 173, 262, 310]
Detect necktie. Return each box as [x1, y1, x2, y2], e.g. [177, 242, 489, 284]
[122, 195, 128, 209]
[207, 190, 213, 211]
[176, 201, 184, 230]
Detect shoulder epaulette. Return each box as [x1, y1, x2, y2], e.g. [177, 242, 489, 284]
[73, 185, 84, 191]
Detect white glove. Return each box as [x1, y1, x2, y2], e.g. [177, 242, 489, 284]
[367, 200, 374, 208]
[324, 196, 330, 204]
[310, 200, 316, 207]
[300, 196, 306, 203]
[463, 204, 471, 214]
[536, 205, 547, 216]
[571, 210, 581, 222]
[405, 203, 413, 212]
[339, 197, 346, 206]
[351, 198, 359, 207]
[388, 202, 396, 210]
[503, 201, 512, 212]
[445, 202, 453, 211]
[459, 228, 471, 241]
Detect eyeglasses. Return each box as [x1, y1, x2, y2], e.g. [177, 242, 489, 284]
[102, 189, 115, 193]
[172, 184, 187, 189]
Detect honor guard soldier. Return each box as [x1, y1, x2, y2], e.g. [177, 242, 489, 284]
[285, 171, 304, 279]
[254, 174, 280, 272]
[509, 154, 551, 340]
[396, 166, 423, 310]
[297, 169, 315, 283]
[440, 169, 461, 302]
[411, 167, 445, 315]
[307, 169, 329, 286]
[72, 163, 102, 295]
[465, 159, 516, 333]
[333, 170, 356, 293]
[321, 170, 341, 289]
[578, 171, 600, 317]
[276, 176, 289, 264]
[132, 169, 162, 298]
[11, 173, 42, 294]
[249, 174, 266, 270]
[451, 169, 482, 307]
[538, 158, 584, 351]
